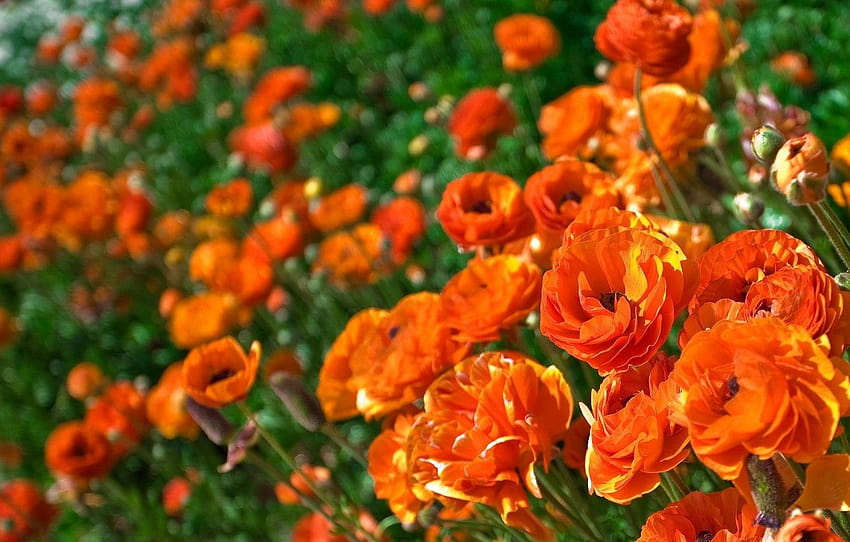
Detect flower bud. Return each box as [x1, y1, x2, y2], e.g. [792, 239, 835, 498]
[771, 132, 829, 205]
[746, 454, 785, 530]
[219, 419, 258, 473]
[733, 193, 765, 225]
[836, 272, 850, 291]
[269, 373, 326, 432]
[751, 125, 785, 165]
[185, 397, 234, 445]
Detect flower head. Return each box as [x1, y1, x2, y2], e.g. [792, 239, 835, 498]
[181, 337, 261, 408]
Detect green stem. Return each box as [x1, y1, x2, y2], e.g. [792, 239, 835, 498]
[821, 202, 850, 265]
[321, 424, 368, 469]
[664, 469, 690, 498]
[809, 201, 850, 270]
[548, 462, 605, 541]
[536, 471, 602, 542]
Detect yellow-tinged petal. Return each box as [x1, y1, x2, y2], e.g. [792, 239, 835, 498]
[795, 454, 850, 511]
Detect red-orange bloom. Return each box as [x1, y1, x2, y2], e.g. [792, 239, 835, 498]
[771, 132, 829, 205]
[671, 317, 850, 480]
[162, 476, 193, 516]
[538, 85, 613, 162]
[436, 172, 535, 249]
[408, 351, 572, 540]
[594, 0, 693, 77]
[447, 88, 517, 160]
[243, 66, 311, 124]
[586, 353, 690, 504]
[637, 488, 764, 541]
[540, 226, 697, 374]
[85, 381, 149, 457]
[169, 292, 241, 348]
[0, 480, 58, 542]
[690, 229, 823, 313]
[493, 14, 560, 71]
[181, 337, 261, 408]
[309, 184, 368, 233]
[523, 160, 620, 234]
[440, 255, 541, 343]
[777, 513, 841, 542]
[45, 421, 116, 481]
[370, 197, 427, 264]
[641, 84, 714, 167]
[318, 308, 388, 421]
[66, 361, 107, 400]
[353, 292, 471, 419]
[206, 178, 253, 218]
[312, 224, 388, 287]
[229, 122, 297, 173]
[146, 362, 200, 440]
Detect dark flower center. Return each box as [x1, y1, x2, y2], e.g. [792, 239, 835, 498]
[209, 368, 237, 385]
[468, 200, 492, 214]
[724, 376, 740, 401]
[599, 292, 624, 311]
[388, 325, 400, 339]
[560, 191, 582, 205]
[696, 532, 714, 542]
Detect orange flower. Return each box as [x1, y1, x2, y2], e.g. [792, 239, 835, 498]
[771, 132, 829, 205]
[146, 362, 199, 440]
[162, 476, 193, 516]
[364, 0, 396, 14]
[447, 88, 517, 160]
[45, 421, 116, 481]
[678, 298, 745, 348]
[645, 213, 715, 261]
[594, 0, 693, 77]
[354, 292, 471, 419]
[66, 361, 107, 400]
[274, 465, 332, 504]
[318, 308, 388, 421]
[561, 416, 590, 477]
[262, 349, 304, 381]
[540, 226, 697, 374]
[408, 351, 572, 540]
[242, 215, 304, 264]
[168, 292, 240, 348]
[181, 336, 261, 408]
[154, 210, 190, 247]
[229, 122, 297, 173]
[73, 78, 122, 142]
[776, 512, 841, 542]
[312, 224, 388, 286]
[60, 171, 117, 245]
[671, 317, 850, 480]
[440, 255, 541, 343]
[370, 197, 427, 264]
[206, 178, 253, 218]
[641, 84, 714, 167]
[586, 353, 690, 504]
[291, 510, 383, 542]
[523, 160, 620, 233]
[637, 488, 764, 541]
[309, 184, 368, 233]
[85, 381, 149, 457]
[368, 410, 428, 524]
[436, 172, 534, 249]
[189, 238, 240, 289]
[493, 14, 560, 71]
[26, 81, 56, 116]
[242, 66, 312, 124]
[0, 480, 58, 542]
[204, 33, 266, 77]
[771, 52, 817, 87]
[0, 235, 22, 272]
[538, 85, 613, 161]
[690, 229, 823, 313]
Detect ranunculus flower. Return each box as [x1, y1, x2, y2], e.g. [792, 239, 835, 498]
[524, 160, 620, 234]
[206, 178, 253, 218]
[370, 197, 427, 264]
[146, 362, 199, 440]
[538, 85, 613, 161]
[641, 84, 714, 167]
[594, 0, 693, 77]
[169, 292, 241, 349]
[637, 488, 764, 541]
[771, 132, 829, 205]
[440, 254, 541, 343]
[309, 184, 368, 233]
[181, 336, 261, 409]
[436, 172, 535, 249]
[447, 88, 517, 160]
[45, 421, 116, 481]
[493, 14, 560, 71]
[0, 480, 58, 542]
[671, 317, 850, 480]
[587, 353, 690, 504]
[540, 226, 697, 374]
[85, 381, 149, 457]
[408, 351, 571, 541]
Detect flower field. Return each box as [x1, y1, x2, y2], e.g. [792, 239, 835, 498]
[4, 0, 850, 540]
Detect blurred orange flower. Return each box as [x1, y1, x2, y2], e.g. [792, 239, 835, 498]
[85, 380, 149, 457]
[169, 292, 241, 349]
[645, 213, 715, 261]
[45, 421, 116, 481]
[440, 255, 541, 343]
[162, 476, 193, 516]
[436, 171, 534, 249]
[242, 215, 304, 264]
[229, 122, 297, 173]
[274, 465, 332, 504]
[493, 14, 560, 71]
[370, 196, 427, 264]
[181, 336, 261, 408]
[771, 52, 817, 87]
[189, 238, 240, 289]
[447, 88, 516, 160]
[146, 362, 199, 440]
[637, 488, 763, 541]
[524, 160, 620, 233]
[309, 184, 368, 233]
[541, 226, 697, 374]
[594, 0, 693, 76]
[0, 480, 58, 542]
[244, 67, 311, 123]
[206, 178, 253, 218]
[641, 84, 714, 167]
[312, 223, 387, 286]
[538, 85, 613, 161]
[777, 512, 841, 542]
[587, 353, 689, 504]
[66, 361, 107, 401]
[672, 317, 850, 480]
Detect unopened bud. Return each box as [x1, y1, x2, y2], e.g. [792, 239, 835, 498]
[771, 133, 829, 205]
[747, 454, 785, 530]
[733, 193, 765, 225]
[751, 125, 786, 165]
[219, 419, 258, 473]
[705, 123, 723, 147]
[836, 272, 850, 291]
[269, 373, 326, 432]
[185, 397, 234, 445]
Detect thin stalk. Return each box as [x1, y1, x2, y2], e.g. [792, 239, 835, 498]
[660, 472, 686, 502]
[536, 471, 602, 542]
[821, 202, 850, 263]
[549, 462, 605, 541]
[658, 474, 681, 504]
[665, 469, 690, 497]
[808, 201, 850, 270]
[321, 424, 368, 469]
